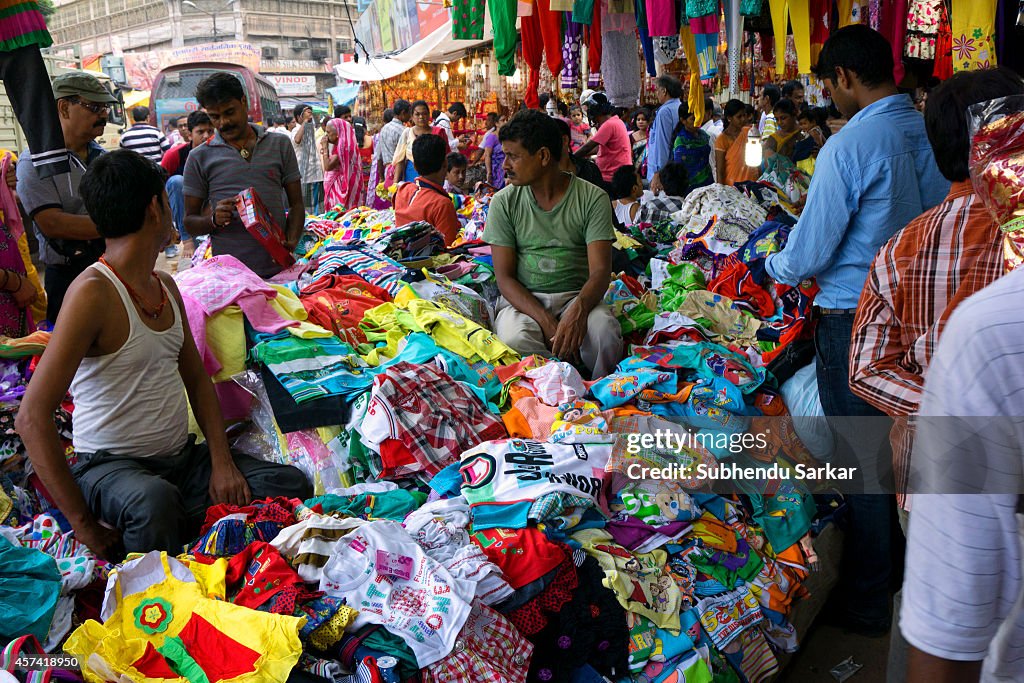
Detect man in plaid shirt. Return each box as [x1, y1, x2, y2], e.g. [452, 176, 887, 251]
[850, 67, 1024, 510]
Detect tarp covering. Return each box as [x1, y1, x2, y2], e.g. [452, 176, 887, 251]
[334, 19, 493, 83]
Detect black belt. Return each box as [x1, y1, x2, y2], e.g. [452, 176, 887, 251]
[812, 306, 858, 316]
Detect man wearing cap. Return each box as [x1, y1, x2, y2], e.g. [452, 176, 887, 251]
[17, 72, 115, 323]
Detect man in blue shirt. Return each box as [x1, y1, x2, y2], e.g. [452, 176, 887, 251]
[766, 25, 949, 637]
[647, 75, 682, 192]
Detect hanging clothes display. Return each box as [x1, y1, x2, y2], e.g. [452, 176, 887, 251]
[633, 0, 657, 76]
[490, 0, 519, 76]
[951, 0, 998, 71]
[689, 13, 720, 79]
[587, 0, 603, 86]
[562, 18, 584, 89]
[679, 25, 706, 127]
[601, 20, 642, 108]
[905, 0, 942, 60]
[809, 0, 830, 64]
[933, 0, 954, 78]
[768, 0, 789, 74]
[645, 0, 678, 36]
[787, 0, 812, 75]
[879, 0, 909, 83]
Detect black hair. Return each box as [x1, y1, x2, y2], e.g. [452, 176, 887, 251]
[334, 104, 351, 118]
[539, 93, 550, 110]
[703, 96, 715, 115]
[773, 98, 798, 117]
[411, 133, 448, 176]
[432, 109, 441, 120]
[187, 110, 211, 130]
[723, 99, 746, 127]
[195, 72, 245, 108]
[553, 116, 571, 140]
[925, 67, 1024, 182]
[673, 103, 694, 139]
[81, 150, 166, 238]
[486, 112, 500, 128]
[610, 165, 639, 200]
[132, 106, 149, 122]
[292, 104, 311, 119]
[812, 107, 831, 137]
[782, 80, 804, 97]
[168, 116, 180, 127]
[797, 108, 813, 121]
[448, 101, 468, 118]
[762, 84, 782, 106]
[557, 100, 569, 117]
[744, 103, 757, 118]
[499, 109, 563, 162]
[393, 99, 412, 116]
[446, 151, 468, 169]
[813, 24, 895, 88]
[383, 108, 394, 124]
[658, 162, 689, 198]
[631, 106, 652, 130]
[656, 75, 684, 100]
[412, 100, 430, 115]
[353, 116, 366, 146]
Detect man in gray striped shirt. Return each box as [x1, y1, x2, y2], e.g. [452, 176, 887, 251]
[119, 106, 170, 163]
[902, 266, 1024, 681]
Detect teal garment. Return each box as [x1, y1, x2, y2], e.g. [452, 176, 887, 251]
[306, 489, 428, 521]
[572, 0, 596, 24]
[748, 483, 816, 552]
[428, 463, 464, 497]
[360, 628, 420, 679]
[249, 333, 374, 404]
[382, 333, 502, 412]
[470, 501, 533, 530]
[740, 0, 763, 15]
[489, 0, 518, 75]
[0, 536, 62, 641]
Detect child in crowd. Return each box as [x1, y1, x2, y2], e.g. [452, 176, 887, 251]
[569, 105, 592, 152]
[610, 165, 642, 228]
[445, 152, 468, 195]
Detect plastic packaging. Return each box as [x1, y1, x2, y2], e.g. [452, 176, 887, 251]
[968, 95, 1024, 272]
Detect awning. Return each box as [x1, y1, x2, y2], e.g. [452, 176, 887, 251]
[324, 84, 361, 107]
[334, 18, 492, 83]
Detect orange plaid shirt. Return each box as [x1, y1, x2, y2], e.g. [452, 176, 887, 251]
[849, 180, 1004, 505]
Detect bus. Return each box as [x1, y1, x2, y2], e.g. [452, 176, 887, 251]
[150, 62, 281, 132]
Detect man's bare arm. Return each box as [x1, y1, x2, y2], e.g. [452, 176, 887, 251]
[183, 194, 213, 237]
[33, 208, 101, 241]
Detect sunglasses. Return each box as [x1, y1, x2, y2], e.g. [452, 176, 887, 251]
[71, 98, 111, 115]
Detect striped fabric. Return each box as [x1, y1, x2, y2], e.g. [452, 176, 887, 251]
[849, 181, 1003, 504]
[119, 124, 170, 162]
[0, 1, 51, 51]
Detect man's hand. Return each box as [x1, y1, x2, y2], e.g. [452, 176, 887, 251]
[303, 109, 314, 124]
[284, 234, 299, 252]
[650, 173, 663, 194]
[11, 275, 37, 308]
[213, 198, 235, 228]
[209, 460, 251, 507]
[76, 520, 125, 563]
[550, 301, 588, 361]
[5, 161, 15, 192]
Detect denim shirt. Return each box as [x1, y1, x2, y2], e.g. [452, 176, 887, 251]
[647, 98, 680, 181]
[766, 94, 950, 308]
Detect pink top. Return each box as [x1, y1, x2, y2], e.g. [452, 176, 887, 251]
[591, 116, 633, 182]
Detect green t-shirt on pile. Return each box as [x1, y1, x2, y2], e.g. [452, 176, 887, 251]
[483, 174, 615, 294]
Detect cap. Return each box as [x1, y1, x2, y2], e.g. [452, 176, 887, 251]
[580, 89, 596, 107]
[52, 73, 119, 104]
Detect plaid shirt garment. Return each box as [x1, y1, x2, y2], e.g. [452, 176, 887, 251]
[849, 181, 1003, 504]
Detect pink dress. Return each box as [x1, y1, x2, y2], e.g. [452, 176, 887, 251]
[324, 118, 366, 212]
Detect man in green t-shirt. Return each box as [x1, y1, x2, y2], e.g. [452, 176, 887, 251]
[483, 109, 622, 378]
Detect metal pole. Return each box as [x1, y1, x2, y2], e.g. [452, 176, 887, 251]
[726, 0, 742, 98]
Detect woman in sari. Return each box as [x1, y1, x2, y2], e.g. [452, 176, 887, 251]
[0, 152, 38, 334]
[670, 103, 714, 196]
[714, 99, 760, 187]
[630, 107, 651, 176]
[392, 100, 442, 183]
[762, 98, 803, 163]
[322, 117, 366, 211]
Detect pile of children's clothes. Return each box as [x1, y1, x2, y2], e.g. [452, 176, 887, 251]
[0, 181, 843, 683]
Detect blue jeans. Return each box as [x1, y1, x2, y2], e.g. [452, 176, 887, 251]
[815, 312, 895, 627]
[165, 175, 189, 241]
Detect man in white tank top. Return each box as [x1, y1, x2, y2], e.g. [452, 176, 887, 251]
[16, 150, 312, 561]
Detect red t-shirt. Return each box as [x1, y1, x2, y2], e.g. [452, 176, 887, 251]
[471, 526, 566, 589]
[591, 116, 633, 182]
[393, 177, 461, 246]
[299, 274, 392, 345]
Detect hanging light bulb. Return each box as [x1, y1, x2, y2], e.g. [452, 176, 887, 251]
[745, 133, 763, 168]
[439, 66, 449, 83]
[457, 60, 466, 74]
[417, 67, 427, 81]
